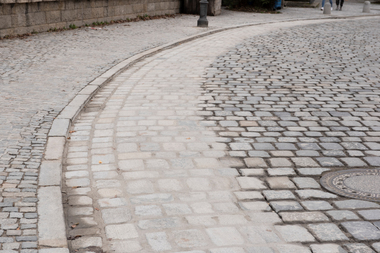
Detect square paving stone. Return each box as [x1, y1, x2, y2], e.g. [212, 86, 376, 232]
[340, 158, 368, 167]
[267, 168, 296, 176]
[302, 201, 333, 211]
[270, 201, 304, 212]
[239, 202, 271, 212]
[296, 190, 337, 199]
[274, 225, 315, 242]
[236, 177, 267, 190]
[263, 190, 296, 200]
[309, 244, 347, 253]
[341, 221, 380, 240]
[291, 158, 319, 167]
[251, 143, 276, 151]
[364, 157, 380, 166]
[269, 158, 293, 167]
[326, 210, 359, 221]
[206, 227, 245, 246]
[101, 208, 132, 224]
[316, 158, 344, 167]
[292, 177, 320, 189]
[334, 200, 380, 209]
[280, 212, 329, 222]
[358, 210, 380, 220]
[146, 232, 172, 251]
[297, 167, 330, 176]
[307, 223, 348, 241]
[372, 242, 380, 252]
[267, 177, 296, 189]
[105, 224, 139, 239]
[244, 158, 268, 167]
[248, 151, 270, 157]
[343, 243, 375, 253]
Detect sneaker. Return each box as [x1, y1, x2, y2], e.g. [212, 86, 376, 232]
[321, 7, 324, 10]
[331, 7, 333, 10]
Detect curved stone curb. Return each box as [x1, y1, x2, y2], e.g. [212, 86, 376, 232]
[37, 14, 380, 252]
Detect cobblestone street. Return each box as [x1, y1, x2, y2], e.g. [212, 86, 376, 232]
[64, 17, 380, 252]
[1, 2, 380, 253]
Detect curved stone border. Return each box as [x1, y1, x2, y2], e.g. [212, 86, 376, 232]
[37, 14, 380, 252]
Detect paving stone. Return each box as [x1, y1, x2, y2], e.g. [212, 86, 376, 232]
[239, 201, 272, 212]
[302, 201, 333, 211]
[267, 168, 296, 176]
[244, 158, 268, 167]
[372, 242, 380, 253]
[270, 201, 304, 212]
[236, 177, 267, 190]
[291, 158, 320, 167]
[326, 210, 359, 221]
[357, 209, 380, 220]
[316, 158, 344, 167]
[101, 208, 132, 224]
[296, 190, 337, 199]
[267, 177, 296, 189]
[105, 224, 139, 240]
[297, 168, 330, 176]
[146, 232, 172, 251]
[138, 217, 181, 230]
[280, 212, 329, 222]
[292, 177, 320, 189]
[334, 200, 380, 209]
[341, 221, 380, 240]
[263, 190, 296, 200]
[343, 243, 375, 253]
[308, 223, 349, 241]
[71, 237, 102, 249]
[274, 225, 315, 242]
[309, 244, 347, 253]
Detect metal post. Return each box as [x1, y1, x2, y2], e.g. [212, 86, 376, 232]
[197, 0, 209, 27]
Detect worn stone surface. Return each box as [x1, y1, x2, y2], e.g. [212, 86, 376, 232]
[1, 7, 379, 253]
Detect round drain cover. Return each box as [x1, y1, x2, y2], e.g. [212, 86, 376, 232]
[320, 169, 380, 202]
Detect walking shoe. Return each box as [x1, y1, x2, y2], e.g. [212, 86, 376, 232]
[321, 7, 324, 10]
[331, 7, 333, 10]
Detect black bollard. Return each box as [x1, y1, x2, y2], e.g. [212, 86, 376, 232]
[197, 0, 209, 27]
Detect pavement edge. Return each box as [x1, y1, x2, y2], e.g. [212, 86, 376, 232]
[36, 14, 380, 252]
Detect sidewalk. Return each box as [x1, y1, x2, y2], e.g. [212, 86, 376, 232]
[1, 3, 380, 253]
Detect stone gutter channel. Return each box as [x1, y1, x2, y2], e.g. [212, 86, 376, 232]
[38, 14, 380, 252]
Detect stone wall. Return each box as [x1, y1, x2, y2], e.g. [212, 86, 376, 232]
[0, 0, 181, 37]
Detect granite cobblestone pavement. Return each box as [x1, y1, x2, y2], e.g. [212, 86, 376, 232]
[64, 16, 380, 253]
[1, 3, 380, 253]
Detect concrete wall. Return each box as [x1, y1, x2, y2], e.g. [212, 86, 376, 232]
[0, 0, 181, 37]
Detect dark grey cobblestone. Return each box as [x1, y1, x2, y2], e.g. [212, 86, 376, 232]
[202, 18, 380, 250]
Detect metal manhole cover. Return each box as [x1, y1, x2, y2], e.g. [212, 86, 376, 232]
[320, 169, 380, 202]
